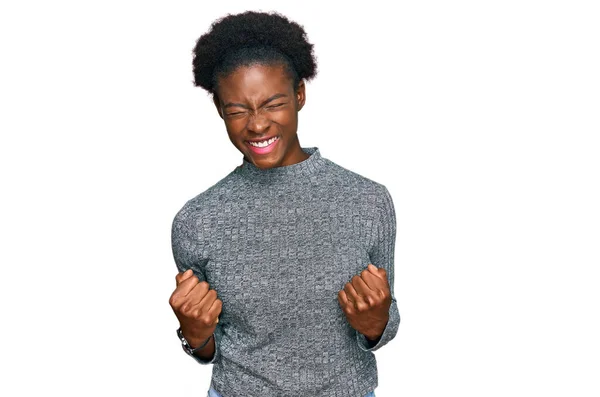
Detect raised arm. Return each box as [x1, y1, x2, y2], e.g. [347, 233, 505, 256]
[356, 185, 400, 352]
[171, 203, 222, 364]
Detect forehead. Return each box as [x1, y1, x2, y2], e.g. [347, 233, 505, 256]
[217, 64, 293, 100]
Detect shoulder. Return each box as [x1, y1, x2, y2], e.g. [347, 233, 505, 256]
[321, 158, 389, 197]
[173, 169, 238, 225]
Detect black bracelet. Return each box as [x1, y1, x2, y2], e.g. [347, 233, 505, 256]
[178, 327, 214, 355]
[191, 334, 213, 353]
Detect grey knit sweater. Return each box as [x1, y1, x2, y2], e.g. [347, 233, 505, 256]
[171, 147, 399, 397]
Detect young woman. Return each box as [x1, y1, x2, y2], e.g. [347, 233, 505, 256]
[169, 11, 399, 397]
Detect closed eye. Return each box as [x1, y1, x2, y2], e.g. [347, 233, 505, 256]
[227, 103, 285, 116]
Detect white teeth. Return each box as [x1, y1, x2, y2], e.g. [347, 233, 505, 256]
[249, 136, 278, 147]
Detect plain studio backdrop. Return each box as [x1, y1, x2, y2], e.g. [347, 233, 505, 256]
[1, 1, 598, 396]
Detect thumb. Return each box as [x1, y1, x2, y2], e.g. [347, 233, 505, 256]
[176, 269, 193, 286]
[368, 264, 384, 280]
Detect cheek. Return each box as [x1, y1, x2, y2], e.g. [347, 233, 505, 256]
[224, 119, 247, 136]
[273, 111, 296, 128]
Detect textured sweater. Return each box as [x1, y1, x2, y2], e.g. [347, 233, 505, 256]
[171, 146, 399, 397]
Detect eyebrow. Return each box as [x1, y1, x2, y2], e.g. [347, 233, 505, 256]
[223, 93, 288, 110]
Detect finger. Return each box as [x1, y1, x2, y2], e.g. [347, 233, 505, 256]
[176, 269, 194, 286]
[175, 269, 190, 284]
[353, 272, 375, 293]
[184, 281, 211, 307]
[359, 268, 382, 291]
[344, 282, 366, 311]
[195, 288, 219, 317]
[338, 289, 348, 305]
[368, 263, 386, 280]
[352, 274, 377, 305]
[338, 290, 353, 314]
[207, 298, 223, 325]
[171, 275, 201, 307]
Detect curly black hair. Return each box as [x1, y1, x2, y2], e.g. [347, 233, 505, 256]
[192, 11, 318, 96]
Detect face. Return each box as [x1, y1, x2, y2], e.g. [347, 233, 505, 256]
[213, 63, 308, 170]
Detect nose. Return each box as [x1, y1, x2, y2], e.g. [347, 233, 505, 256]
[247, 111, 271, 134]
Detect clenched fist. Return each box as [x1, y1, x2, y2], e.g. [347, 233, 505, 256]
[338, 263, 391, 341]
[169, 269, 222, 348]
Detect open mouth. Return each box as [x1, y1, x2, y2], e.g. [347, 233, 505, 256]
[246, 136, 280, 154]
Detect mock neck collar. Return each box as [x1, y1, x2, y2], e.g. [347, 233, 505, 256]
[235, 146, 326, 182]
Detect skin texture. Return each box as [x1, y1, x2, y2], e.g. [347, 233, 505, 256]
[212, 63, 310, 169]
[170, 63, 391, 352]
[338, 263, 392, 342]
[170, 270, 221, 359]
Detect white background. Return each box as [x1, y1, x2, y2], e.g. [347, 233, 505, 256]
[1, 1, 599, 396]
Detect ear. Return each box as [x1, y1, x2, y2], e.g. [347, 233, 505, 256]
[295, 80, 306, 112]
[213, 94, 223, 120]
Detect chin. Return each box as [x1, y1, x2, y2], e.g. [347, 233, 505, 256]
[255, 157, 280, 169]
[242, 143, 285, 168]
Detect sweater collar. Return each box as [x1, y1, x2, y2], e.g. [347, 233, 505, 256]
[236, 146, 326, 181]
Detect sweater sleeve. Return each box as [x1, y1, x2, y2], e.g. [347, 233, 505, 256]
[356, 185, 400, 352]
[171, 203, 221, 365]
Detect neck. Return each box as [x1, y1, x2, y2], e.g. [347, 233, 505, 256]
[236, 146, 326, 182]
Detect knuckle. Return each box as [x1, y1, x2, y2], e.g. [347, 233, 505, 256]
[197, 314, 209, 325]
[192, 308, 203, 319]
[169, 293, 180, 307]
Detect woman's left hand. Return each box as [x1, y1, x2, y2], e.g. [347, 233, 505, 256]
[338, 263, 391, 341]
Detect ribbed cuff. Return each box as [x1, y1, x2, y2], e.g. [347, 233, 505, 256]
[356, 298, 400, 352]
[190, 325, 222, 365]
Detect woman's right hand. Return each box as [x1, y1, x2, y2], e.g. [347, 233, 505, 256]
[169, 269, 222, 348]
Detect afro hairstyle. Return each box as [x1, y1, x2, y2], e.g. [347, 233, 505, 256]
[192, 10, 318, 96]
